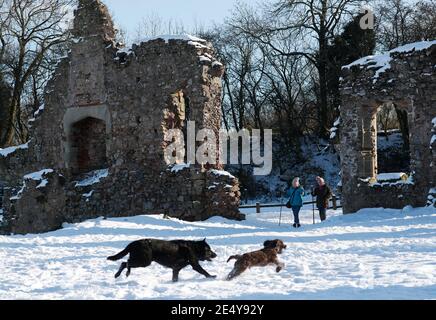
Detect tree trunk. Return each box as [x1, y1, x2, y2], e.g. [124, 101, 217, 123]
[0, 81, 13, 147]
[395, 107, 410, 151]
[317, 0, 330, 138]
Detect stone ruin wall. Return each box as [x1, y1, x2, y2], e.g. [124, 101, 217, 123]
[340, 43, 436, 213]
[0, 0, 243, 235]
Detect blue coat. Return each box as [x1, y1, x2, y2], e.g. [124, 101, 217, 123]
[287, 187, 305, 207]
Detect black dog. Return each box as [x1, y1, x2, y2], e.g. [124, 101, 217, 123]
[107, 238, 217, 282]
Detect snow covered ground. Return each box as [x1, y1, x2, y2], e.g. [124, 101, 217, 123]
[0, 204, 435, 300]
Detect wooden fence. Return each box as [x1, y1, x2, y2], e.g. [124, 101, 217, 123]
[240, 195, 342, 213]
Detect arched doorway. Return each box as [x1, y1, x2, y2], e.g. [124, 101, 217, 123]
[70, 117, 108, 175]
[376, 103, 411, 174]
[63, 106, 111, 176]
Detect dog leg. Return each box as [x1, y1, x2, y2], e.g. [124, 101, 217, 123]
[124, 257, 152, 278]
[172, 268, 182, 282]
[226, 265, 247, 280]
[126, 266, 131, 277]
[191, 262, 216, 279]
[274, 260, 285, 273]
[114, 262, 127, 279]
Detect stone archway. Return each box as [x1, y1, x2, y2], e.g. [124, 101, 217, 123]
[339, 40, 436, 213]
[63, 106, 111, 175]
[70, 117, 107, 174]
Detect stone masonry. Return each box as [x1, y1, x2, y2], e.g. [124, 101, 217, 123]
[340, 41, 436, 213]
[0, 0, 244, 235]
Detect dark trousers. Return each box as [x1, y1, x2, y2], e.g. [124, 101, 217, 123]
[292, 206, 301, 224]
[318, 207, 327, 221]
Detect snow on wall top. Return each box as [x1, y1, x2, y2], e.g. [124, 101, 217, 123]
[342, 40, 436, 83]
[75, 169, 109, 187]
[138, 34, 207, 44]
[0, 142, 29, 158]
[118, 34, 209, 55]
[209, 169, 236, 180]
[24, 169, 54, 189]
[170, 163, 192, 173]
[24, 169, 54, 181]
[376, 173, 408, 182]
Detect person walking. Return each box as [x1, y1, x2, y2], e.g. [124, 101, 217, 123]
[311, 176, 332, 222]
[287, 177, 305, 228]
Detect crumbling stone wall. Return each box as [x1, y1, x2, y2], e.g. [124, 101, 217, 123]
[0, 0, 243, 235]
[429, 118, 436, 206]
[340, 42, 436, 213]
[2, 171, 66, 234]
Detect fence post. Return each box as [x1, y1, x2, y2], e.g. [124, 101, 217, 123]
[332, 195, 337, 210]
[256, 202, 261, 215]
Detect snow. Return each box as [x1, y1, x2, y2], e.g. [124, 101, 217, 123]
[187, 41, 209, 49]
[343, 54, 391, 82]
[377, 132, 404, 151]
[83, 190, 94, 202]
[376, 173, 407, 182]
[343, 40, 436, 83]
[171, 163, 191, 173]
[72, 37, 84, 44]
[83, 191, 94, 198]
[212, 61, 223, 68]
[301, 140, 341, 190]
[209, 169, 236, 179]
[391, 41, 436, 54]
[33, 104, 45, 117]
[369, 173, 414, 187]
[24, 169, 54, 182]
[138, 34, 206, 45]
[432, 117, 436, 127]
[0, 142, 29, 158]
[11, 169, 54, 193]
[10, 183, 25, 201]
[329, 118, 341, 140]
[28, 104, 46, 124]
[0, 205, 435, 299]
[199, 55, 212, 63]
[75, 169, 109, 187]
[116, 34, 209, 58]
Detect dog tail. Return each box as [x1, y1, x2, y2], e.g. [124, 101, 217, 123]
[107, 244, 132, 261]
[227, 255, 242, 263]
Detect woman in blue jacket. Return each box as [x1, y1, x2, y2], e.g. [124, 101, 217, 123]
[287, 177, 305, 228]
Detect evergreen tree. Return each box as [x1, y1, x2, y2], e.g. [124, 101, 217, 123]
[326, 13, 376, 120]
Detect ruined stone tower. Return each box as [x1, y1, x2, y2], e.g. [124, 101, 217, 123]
[0, 0, 243, 235]
[340, 41, 436, 213]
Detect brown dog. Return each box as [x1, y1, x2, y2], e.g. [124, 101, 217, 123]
[226, 239, 287, 280]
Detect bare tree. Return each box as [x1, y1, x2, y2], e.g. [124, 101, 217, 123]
[0, 0, 73, 147]
[208, 25, 256, 131]
[410, 1, 436, 41]
[133, 12, 188, 42]
[377, 103, 398, 140]
[376, 0, 436, 51]
[229, 0, 365, 137]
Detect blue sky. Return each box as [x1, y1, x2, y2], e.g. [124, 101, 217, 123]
[102, 0, 241, 36]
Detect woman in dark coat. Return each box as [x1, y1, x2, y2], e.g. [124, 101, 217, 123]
[311, 176, 332, 222]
